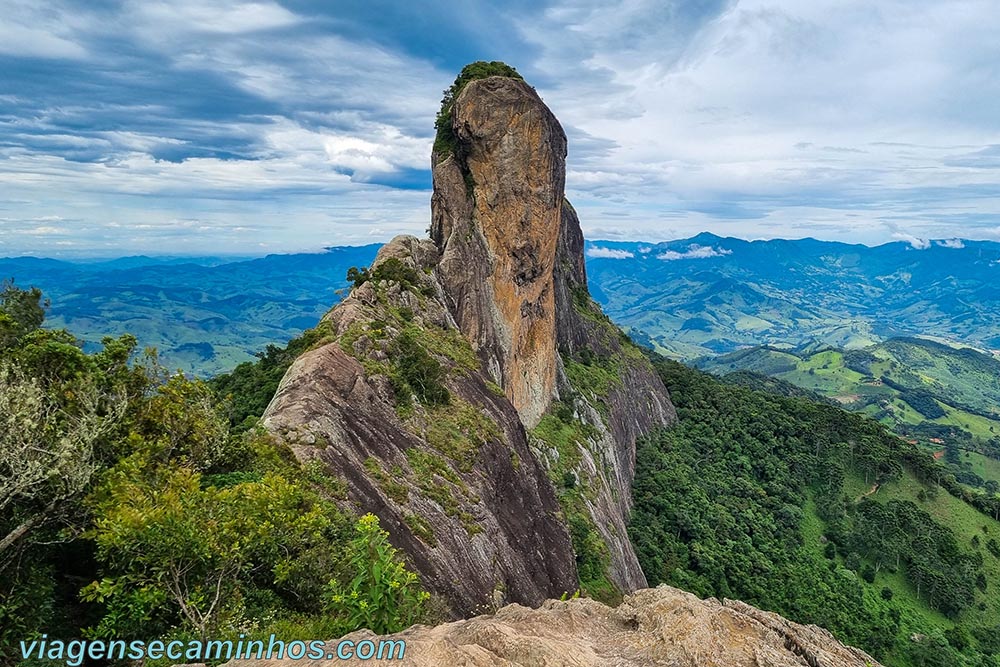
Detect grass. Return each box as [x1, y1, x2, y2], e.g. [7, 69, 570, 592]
[798, 485, 955, 667]
[858, 470, 1000, 627]
[403, 513, 437, 546]
[962, 451, 1000, 484]
[422, 400, 499, 472]
[363, 457, 409, 504]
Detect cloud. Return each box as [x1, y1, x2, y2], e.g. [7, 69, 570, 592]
[936, 238, 966, 249]
[892, 232, 931, 250]
[3, 0, 1000, 255]
[586, 246, 635, 259]
[657, 244, 733, 261]
[129, 1, 301, 36]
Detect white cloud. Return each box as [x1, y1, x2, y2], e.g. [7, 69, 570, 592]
[638, 246, 653, 254]
[528, 0, 1000, 244]
[937, 238, 965, 248]
[892, 232, 931, 249]
[128, 0, 301, 36]
[586, 246, 635, 259]
[5, 0, 1000, 255]
[657, 244, 733, 261]
[0, 1, 89, 59]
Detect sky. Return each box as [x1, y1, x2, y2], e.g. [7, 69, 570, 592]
[2, 0, 1000, 257]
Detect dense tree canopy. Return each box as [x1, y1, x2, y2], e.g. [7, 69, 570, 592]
[0, 284, 429, 663]
[632, 357, 1000, 666]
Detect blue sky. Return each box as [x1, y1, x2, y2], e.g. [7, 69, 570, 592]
[2, 0, 1000, 256]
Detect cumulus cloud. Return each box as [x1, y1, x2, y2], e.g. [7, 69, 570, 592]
[892, 232, 931, 250]
[3, 0, 1000, 255]
[937, 238, 965, 249]
[586, 246, 635, 259]
[657, 244, 733, 261]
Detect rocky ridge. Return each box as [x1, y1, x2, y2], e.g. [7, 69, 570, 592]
[231, 585, 882, 667]
[262, 68, 675, 614]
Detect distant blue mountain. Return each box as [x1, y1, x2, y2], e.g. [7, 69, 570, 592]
[3, 235, 998, 374]
[582, 236, 1000, 358]
[0, 245, 381, 376]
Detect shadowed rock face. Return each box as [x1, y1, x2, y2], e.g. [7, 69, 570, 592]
[431, 77, 566, 429]
[548, 200, 677, 592]
[263, 237, 578, 615]
[263, 72, 674, 615]
[226, 586, 882, 667]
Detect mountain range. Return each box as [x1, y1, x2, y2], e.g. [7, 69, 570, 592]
[0, 246, 379, 375]
[6, 234, 1000, 376]
[585, 234, 1000, 359]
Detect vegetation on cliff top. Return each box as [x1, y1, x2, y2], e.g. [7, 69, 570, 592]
[433, 61, 523, 157]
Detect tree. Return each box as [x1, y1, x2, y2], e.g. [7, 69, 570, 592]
[0, 279, 46, 349]
[0, 362, 125, 564]
[85, 463, 334, 640]
[346, 266, 370, 288]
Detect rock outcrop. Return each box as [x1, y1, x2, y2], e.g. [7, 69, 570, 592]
[431, 76, 566, 429]
[262, 67, 675, 616]
[546, 200, 677, 592]
[263, 237, 578, 615]
[228, 586, 882, 667]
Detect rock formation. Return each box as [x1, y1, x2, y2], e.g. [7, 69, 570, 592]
[431, 76, 566, 429]
[262, 66, 675, 615]
[228, 586, 882, 667]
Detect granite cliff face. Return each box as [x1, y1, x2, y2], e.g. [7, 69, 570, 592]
[263, 68, 674, 615]
[262, 237, 577, 615]
[547, 200, 677, 592]
[431, 76, 565, 429]
[229, 586, 882, 667]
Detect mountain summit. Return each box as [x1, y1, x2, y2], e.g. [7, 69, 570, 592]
[261, 63, 675, 614]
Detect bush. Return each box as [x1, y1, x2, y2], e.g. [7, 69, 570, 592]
[325, 514, 429, 634]
[390, 332, 449, 407]
[433, 61, 523, 156]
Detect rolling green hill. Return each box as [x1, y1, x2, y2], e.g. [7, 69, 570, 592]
[635, 356, 1000, 666]
[697, 338, 1000, 495]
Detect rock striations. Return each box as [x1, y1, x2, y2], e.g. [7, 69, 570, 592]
[230, 586, 882, 667]
[431, 76, 565, 429]
[263, 66, 675, 615]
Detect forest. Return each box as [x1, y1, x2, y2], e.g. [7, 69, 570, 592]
[0, 282, 430, 665]
[632, 356, 1000, 666]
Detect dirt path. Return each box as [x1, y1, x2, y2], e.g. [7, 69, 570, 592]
[857, 483, 880, 501]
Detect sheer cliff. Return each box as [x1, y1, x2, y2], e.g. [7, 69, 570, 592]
[262, 64, 675, 615]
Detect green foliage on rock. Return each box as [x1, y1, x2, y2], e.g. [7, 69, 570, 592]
[531, 397, 619, 605]
[433, 61, 523, 157]
[390, 330, 450, 408]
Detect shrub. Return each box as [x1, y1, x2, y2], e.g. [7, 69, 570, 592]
[325, 514, 429, 634]
[390, 332, 449, 407]
[433, 61, 523, 156]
